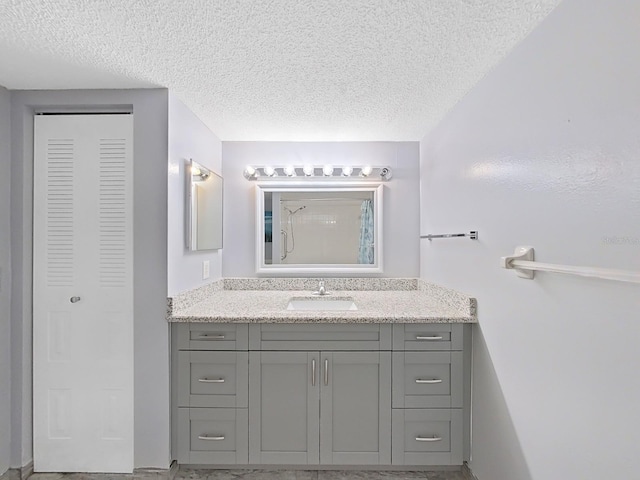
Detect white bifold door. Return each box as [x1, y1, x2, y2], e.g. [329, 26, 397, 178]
[33, 114, 134, 472]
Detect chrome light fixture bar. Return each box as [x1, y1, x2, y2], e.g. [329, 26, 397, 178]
[243, 165, 393, 181]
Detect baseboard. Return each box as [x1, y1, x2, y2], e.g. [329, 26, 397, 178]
[133, 463, 176, 479]
[169, 460, 178, 480]
[1, 462, 34, 480]
[0, 469, 17, 480]
[462, 462, 478, 480]
[4, 461, 173, 479]
[20, 462, 33, 480]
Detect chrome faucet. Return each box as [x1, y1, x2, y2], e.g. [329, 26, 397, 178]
[314, 279, 327, 296]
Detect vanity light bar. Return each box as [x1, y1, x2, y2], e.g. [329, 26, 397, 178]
[243, 165, 393, 181]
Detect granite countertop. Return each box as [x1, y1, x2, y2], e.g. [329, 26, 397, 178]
[168, 278, 477, 324]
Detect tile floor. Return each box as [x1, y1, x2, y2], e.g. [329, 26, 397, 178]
[29, 469, 469, 480]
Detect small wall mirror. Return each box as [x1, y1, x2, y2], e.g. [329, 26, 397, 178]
[256, 184, 383, 274]
[186, 159, 223, 251]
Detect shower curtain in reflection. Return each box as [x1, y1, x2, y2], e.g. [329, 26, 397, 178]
[358, 199, 374, 264]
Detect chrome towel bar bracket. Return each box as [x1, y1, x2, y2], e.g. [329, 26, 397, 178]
[421, 231, 478, 240]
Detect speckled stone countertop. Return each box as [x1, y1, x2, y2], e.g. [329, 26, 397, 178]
[168, 278, 476, 324]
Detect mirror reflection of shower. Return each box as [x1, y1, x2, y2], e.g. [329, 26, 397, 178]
[281, 205, 306, 260]
[270, 191, 375, 265]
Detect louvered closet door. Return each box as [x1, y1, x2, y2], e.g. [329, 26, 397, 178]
[33, 114, 134, 473]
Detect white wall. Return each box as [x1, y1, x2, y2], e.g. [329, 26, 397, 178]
[168, 94, 223, 296]
[0, 86, 11, 476]
[10, 90, 171, 469]
[419, 1, 640, 479]
[222, 142, 420, 277]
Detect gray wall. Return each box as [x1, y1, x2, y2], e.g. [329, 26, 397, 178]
[222, 141, 420, 278]
[10, 89, 171, 469]
[168, 94, 223, 296]
[0, 86, 11, 476]
[419, 1, 640, 479]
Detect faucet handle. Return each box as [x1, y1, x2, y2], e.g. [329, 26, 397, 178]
[318, 279, 325, 286]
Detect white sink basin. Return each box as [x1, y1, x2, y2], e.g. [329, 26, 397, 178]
[287, 298, 358, 311]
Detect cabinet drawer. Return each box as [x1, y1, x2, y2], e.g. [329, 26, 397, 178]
[249, 324, 392, 351]
[393, 324, 463, 351]
[392, 409, 462, 465]
[178, 351, 248, 408]
[177, 408, 248, 464]
[176, 323, 248, 350]
[392, 352, 463, 408]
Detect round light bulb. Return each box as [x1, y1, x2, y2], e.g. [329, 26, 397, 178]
[283, 165, 296, 177]
[360, 166, 373, 177]
[341, 166, 353, 177]
[323, 165, 334, 176]
[264, 166, 276, 177]
[303, 165, 315, 176]
[243, 166, 257, 180]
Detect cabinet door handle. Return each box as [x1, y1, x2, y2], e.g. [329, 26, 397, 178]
[312, 359, 316, 386]
[198, 435, 225, 441]
[198, 377, 225, 383]
[416, 435, 442, 442]
[70, 296, 81, 303]
[415, 378, 443, 384]
[324, 358, 329, 386]
[416, 335, 443, 341]
[197, 334, 225, 339]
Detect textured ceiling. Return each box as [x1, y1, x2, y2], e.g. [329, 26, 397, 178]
[0, 0, 561, 141]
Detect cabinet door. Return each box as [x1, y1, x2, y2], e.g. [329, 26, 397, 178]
[249, 351, 320, 464]
[320, 351, 391, 465]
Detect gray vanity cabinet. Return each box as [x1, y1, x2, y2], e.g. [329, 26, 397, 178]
[390, 324, 470, 466]
[248, 349, 392, 465]
[172, 322, 470, 468]
[173, 324, 249, 465]
[248, 351, 320, 464]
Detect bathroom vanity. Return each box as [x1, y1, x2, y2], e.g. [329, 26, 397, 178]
[168, 278, 475, 469]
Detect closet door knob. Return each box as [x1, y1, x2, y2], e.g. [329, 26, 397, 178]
[70, 296, 81, 303]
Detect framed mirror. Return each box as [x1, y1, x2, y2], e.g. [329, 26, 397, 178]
[186, 159, 223, 251]
[256, 184, 383, 274]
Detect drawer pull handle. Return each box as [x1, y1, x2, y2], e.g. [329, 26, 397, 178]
[197, 334, 225, 339]
[198, 377, 225, 383]
[416, 435, 442, 442]
[324, 358, 329, 386]
[416, 378, 443, 384]
[198, 435, 225, 441]
[416, 335, 444, 341]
